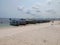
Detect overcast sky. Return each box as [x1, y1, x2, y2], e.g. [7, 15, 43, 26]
[0, 0, 60, 18]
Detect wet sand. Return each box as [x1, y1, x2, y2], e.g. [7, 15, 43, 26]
[0, 21, 60, 45]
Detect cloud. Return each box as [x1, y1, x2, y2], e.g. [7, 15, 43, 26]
[17, 0, 60, 18]
[31, 0, 60, 18]
[17, 5, 24, 11]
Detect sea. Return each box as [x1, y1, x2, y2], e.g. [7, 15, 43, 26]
[0, 18, 11, 28]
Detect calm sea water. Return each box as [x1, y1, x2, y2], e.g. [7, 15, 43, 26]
[0, 24, 11, 28]
[0, 18, 11, 28]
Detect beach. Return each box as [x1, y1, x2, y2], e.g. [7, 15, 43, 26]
[0, 21, 60, 45]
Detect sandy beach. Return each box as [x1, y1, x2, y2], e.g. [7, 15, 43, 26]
[0, 21, 60, 45]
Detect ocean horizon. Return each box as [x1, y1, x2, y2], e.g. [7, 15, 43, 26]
[0, 18, 11, 28]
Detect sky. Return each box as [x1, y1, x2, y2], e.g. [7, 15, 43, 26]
[0, 0, 60, 18]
